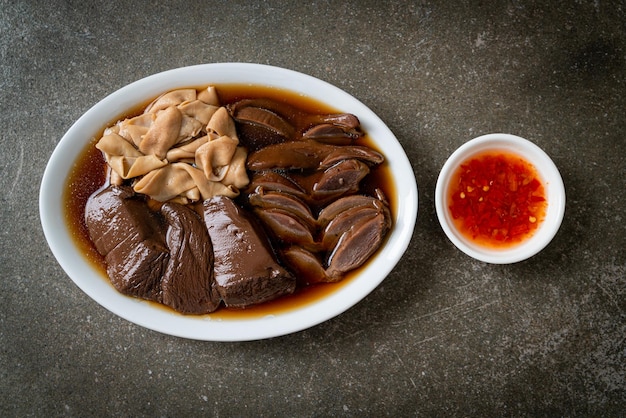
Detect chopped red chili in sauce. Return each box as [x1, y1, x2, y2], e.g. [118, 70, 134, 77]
[448, 151, 547, 248]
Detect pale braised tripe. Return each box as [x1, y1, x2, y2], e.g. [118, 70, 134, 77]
[95, 86, 249, 204]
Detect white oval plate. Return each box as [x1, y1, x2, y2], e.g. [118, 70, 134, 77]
[39, 63, 418, 341]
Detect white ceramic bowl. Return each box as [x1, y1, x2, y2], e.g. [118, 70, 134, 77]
[39, 63, 418, 341]
[435, 133, 565, 264]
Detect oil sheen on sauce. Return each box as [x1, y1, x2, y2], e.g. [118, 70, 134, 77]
[63, 84, 396, 319]
[447, 151, 547, 249]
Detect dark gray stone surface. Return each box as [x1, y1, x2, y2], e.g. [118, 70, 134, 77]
[1, 0, 624, 416]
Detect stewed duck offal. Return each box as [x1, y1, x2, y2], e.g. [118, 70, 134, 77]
[228, 98, 363, 150]
[84, 85, 392, 314]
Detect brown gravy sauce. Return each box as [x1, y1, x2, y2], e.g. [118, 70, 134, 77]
[63, 84, 397, 319]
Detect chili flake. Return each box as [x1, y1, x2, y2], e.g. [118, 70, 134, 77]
[448, 151, 547, 248]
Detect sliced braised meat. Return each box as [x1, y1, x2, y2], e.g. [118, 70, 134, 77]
[228, 99, 299, 126]
[160, 203, 220, 314]
[293, 159, 370, 205]
[246, 140, 334, 171]
[253, 208, 318, 250]
[281, 246, 328, 286]
[234, 106, 295, 138]
[248, 188, 316, 229]
[321, 205, 380, 250]
[320, 145, 384, 168]
[314, 112, 360, 130]
[312, 159, 369, 194]
[325, 211, 391, 280]
[230, 106, 295, 150]
[301, 123, 362, 145]
[229, 98, 360, 132]
[84, 185, 169, 302]
[246, 140, 383, 171]
[318, 193, 388, 227]
[202, 195, 296, 308]
[245, 171, 306, 199]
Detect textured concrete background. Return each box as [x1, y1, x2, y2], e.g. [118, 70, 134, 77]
[1, 0, 625, 416]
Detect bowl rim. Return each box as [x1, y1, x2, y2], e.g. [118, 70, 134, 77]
[435, 133, 565, 264]
[39, 63, 418, 341]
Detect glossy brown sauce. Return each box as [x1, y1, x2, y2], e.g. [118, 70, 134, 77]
[63, 84, 397, 319]
[64, 141, 107, 267]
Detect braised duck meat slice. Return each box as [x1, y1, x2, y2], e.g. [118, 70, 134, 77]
[230, 105, 295, 150]
[230, 98, 361, 128]
[255, 189, 392, 283]
[301, 123, 362, 145]
[246, 140, 334, 171]
[320, 205, 381, 250]
[317, 192, 390, 227]
[248, 188, 317, 229]
[319, 191, 391, 280]
[228, 98, 361, 139]
[320, 145, 384, 168]
[281, 246, 328, 286]
[280, 208, 391, 284]
[202, 195, 296, 308]
[84, 185, 169, 302]
[246, 140, 383, 171]
[325, 211, 391, 280]
[160, 203, 221, 314]
[311, 159, 370, 195]
[292, 159, 371, 205]
[245, 171, 307, 199]
[253, 208, 318, 251]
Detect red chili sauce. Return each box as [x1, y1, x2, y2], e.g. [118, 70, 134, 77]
[448, 151, 547, 248]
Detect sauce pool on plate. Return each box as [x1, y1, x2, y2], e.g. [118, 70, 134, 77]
[447, 151, 547, 248]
